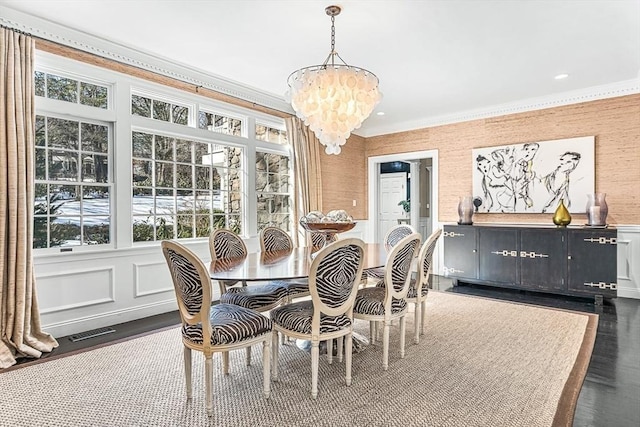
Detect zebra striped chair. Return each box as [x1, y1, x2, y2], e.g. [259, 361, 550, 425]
[310, 231, 338, 252]
[270, 238, 366, 399]
[209, 229, 288, 364]
[353, 233, 421, 370]
[407, 228, 442, 344]
[260, 227, 310, 300]
[161, 240, 272, 418]
[361, 224, 416, 282]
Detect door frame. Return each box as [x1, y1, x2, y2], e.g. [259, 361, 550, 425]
[367, 150, 439, 243]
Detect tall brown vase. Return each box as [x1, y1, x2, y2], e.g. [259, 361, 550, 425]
[552, 199, 572, 227]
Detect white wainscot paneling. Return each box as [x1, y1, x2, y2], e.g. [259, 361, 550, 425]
[617, 225, 640, 300]
[341, 220, 369, 242]
[134, 261, 174, 297]
[38, 266, 115, 314]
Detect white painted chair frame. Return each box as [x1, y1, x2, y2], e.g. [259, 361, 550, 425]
[161, 240, 271, 418]
[407, 228, 442, 344]
[354, 233, 421, 370]
[271, 238, 366, 399]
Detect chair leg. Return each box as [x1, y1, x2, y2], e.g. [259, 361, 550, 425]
[205, 355, 213, 417]
[183, 346, 192, 400]
[337, 336, 344, 363]
[262, 336, 271, 399]
[421, 300, 427, 336]
[311, 340, 319, 399]
[414, 301, 421, 344]
[222, 351, 229, 375]
[345, 332, 353, 386]
[369, 321, 376, 344]
[400, 316, 406, 359]
[246, 346, 252, 366]
[382, 320, 390, 371]
[272, 331, 279, 381]
[327, 339, 333, 364]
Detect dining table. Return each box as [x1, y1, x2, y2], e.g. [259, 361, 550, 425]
[209, 243, 387, 283]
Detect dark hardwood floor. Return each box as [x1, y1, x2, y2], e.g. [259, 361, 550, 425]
[8, 276, 640, 426]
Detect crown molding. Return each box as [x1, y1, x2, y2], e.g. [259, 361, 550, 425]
[0, 6, 294, 116]
[359, 78, 640, 137]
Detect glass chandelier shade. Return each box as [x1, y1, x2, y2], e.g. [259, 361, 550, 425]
[285, 5, 382, 155]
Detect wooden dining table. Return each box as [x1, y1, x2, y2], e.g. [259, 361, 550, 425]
[209, 243, 387, 282]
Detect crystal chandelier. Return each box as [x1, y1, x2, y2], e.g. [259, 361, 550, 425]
[285, 5, 382, 155]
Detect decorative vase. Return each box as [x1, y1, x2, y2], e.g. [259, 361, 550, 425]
[585, 193, 608, 226]
[552, 199, 572, 227]
[457, 196, 474, 225]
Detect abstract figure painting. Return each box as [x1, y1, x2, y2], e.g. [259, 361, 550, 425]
[472, 136, 595, 213]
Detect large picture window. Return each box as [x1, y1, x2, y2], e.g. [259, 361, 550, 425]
[132, 131, 243, 241]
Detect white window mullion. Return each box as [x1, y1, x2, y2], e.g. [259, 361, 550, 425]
[114, 80, 134, 248]
[245, 117, 257, 237]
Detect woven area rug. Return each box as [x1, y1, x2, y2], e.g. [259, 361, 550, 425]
[1, 291, 597, 427]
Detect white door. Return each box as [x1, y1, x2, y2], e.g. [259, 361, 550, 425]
[378, 172, 407, 243]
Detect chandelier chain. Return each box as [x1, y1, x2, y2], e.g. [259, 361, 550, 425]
[330, 14, 336, 65]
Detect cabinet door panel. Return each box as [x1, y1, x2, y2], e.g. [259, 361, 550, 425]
[478, 228, 518, 284]
[568, 230, 617, 295]
[443, 226, 477, 280]
[519, 229, 566, 290]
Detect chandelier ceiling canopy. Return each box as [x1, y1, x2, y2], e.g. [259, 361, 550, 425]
[285, 5, 382, 155]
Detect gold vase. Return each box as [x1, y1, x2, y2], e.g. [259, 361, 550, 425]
[552, 199, 572, 227]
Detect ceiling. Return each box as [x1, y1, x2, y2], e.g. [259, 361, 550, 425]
[1, 0, 639, 137]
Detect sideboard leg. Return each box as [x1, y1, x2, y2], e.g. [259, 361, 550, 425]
[594, 295, 604, 306]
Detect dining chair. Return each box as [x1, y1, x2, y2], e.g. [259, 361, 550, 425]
[161, 240, 272, 418]
[353, 233, 421, 370]
[270, 238, 366, 399]
[209, 228, 288, 364]
[309, 231, 338, 252]
[362, 224, 416, 282]
[259, 227, 309, 299]
[406, 228, 442, 344]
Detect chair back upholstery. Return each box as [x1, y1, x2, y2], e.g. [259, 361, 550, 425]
[260, 227, 294, 252]
[384, 233, 421, 307]
[310, 232, 338, 251]
[308, 238, 365, 332]
[162, 240, 213, 352]
[209, 229, 247, 261]
[416, 229, 442, 293]
[384, 224, 416, 251]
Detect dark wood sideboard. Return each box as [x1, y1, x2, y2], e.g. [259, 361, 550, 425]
[443, 224, 617, 304]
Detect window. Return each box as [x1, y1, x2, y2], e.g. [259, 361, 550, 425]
[34, 115, 111, 248]
[256, 151, 291, 232]
[256, 123, 288, 144]
[34, 71, 108, 109]
[131, 94, 189, 125]
[198, 111, 243, 137]
[132, 131, 243, 242]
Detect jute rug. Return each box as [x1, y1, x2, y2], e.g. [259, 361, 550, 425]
[1, 291, 597, 427]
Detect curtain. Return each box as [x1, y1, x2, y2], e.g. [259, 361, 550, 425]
[285, 117, 323, 247]
[0, 27, 58, 369]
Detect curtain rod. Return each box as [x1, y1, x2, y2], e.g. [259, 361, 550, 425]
[0, 23, 32, 37]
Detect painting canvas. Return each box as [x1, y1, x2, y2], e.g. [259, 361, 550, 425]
[472, 136, 595, 213]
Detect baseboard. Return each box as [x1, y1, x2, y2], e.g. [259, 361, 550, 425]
[42, 299, 177, 338]
[617, 287, 640, 300]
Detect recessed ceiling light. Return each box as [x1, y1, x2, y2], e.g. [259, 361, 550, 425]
[554, 73, 569, 80]
[376, 112, 385, 116]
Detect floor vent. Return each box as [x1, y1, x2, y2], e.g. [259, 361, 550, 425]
[69, 327, 116, 342]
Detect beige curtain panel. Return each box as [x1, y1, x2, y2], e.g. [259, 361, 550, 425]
[0, 27, 58, 369]
[285, 117, 323, 247]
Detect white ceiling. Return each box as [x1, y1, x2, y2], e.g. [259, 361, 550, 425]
[1, 0, 639, 137]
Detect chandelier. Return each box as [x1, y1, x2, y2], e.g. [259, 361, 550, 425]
[285, 5, 382, 155]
